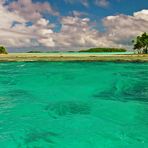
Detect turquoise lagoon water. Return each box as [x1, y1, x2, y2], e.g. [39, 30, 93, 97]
[0, 62, 148, 148]
[60, 52, 134, 55]
[11, 52, 134, 55]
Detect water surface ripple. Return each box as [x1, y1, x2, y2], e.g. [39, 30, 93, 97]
[0, 62, 148, 148]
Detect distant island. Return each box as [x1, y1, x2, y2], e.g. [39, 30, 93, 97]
[79, 48, 127, 52]
[27, 51, 42, 53]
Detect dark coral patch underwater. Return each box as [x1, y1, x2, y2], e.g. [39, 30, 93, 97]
[45, 101, 91, 118]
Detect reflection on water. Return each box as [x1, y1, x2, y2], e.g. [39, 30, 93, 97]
[0, 62, 148, 147]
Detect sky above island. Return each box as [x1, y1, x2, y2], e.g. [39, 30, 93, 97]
[0, 0, 148, 52]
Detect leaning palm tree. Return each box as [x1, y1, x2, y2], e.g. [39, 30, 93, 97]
[0, 46, 8, 54]
[132, 32, 148, 54]
[141, 32, 148, 54]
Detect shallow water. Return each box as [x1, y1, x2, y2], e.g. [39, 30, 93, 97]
[60, 52, 134, 55]
[11, 51, 134, 55]
[0, 62, 148, 148]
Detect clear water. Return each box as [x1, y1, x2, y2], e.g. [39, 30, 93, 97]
[0, 62, 148, 148]
[60, 52, 134, 55]
[11, 52, 134, 55]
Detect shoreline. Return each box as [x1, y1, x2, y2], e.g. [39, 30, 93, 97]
[0, 53, 148, 62]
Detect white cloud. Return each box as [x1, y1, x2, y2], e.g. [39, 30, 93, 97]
[0, 0, 148, 51]
[103, 10, 148, 45]
[134, 9, 148, 21]
[0, 4, 25, 28]
[54, 9, 148, 49]
[95, 0, 109, 8]
[65, 0, 110, 8]
[8, 0, 59, 22]
[36, 18, 49, 27]
[65, 0, 89, 7]
[0, 1, 57, 47]
[48, 16, 114, 49]
[72, 11, 88, 17]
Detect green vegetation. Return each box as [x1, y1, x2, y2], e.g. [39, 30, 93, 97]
[132, 32, 148, 54]
[27, 51, 42, 53]
[0, 46, 8, 54]
[79, 48, 127, 52]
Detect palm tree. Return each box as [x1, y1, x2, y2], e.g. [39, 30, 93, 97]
[0, 46, 8, 54]
[132, 32, 148, 54]
[141, 32, 148, 54]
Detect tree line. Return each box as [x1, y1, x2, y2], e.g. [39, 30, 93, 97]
[79, 48, 126, 52]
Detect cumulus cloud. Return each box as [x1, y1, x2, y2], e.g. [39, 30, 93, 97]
[0, 1, 30, 47]
[52, 9, 148, 49]
[8, 0, 59, 22]
[134, 9, 148, 21]
[72, 10, 89, 17]
[0, 0, 57, 47]
[103, 10, 148, 46]
[65, 0, 110, 8]
[0, 0, 148, 51]
[95, 0, 109, 8]
[64, 0, 89, 7]
[54, 17, 100, 47]
[47, 16, 117, 49]
[0, 3, 25, 28]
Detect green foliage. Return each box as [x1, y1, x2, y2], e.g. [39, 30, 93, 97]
[27, 51, 42, 53]
[79, 48, 127, 52]
[132, 32, 148, 54]
[0, 46, 7, 54]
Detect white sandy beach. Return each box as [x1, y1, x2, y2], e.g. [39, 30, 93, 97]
[0, 53, 148, 62]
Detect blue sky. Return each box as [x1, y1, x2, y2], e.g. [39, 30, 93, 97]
[37, 0, 148, 31]
[48, 0, 148, 16]
[0, 0, 148, 52]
